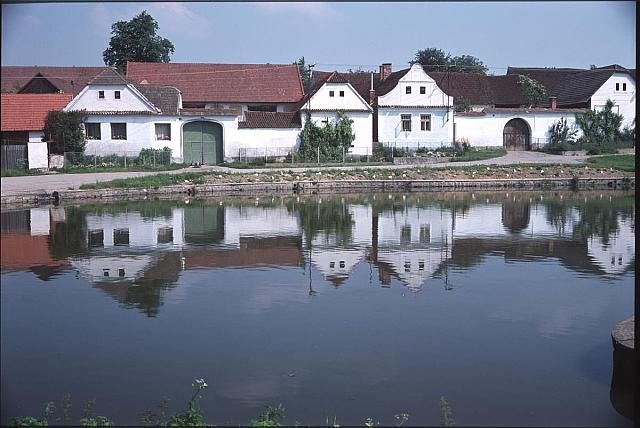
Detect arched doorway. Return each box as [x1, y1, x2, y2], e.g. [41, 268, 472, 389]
[503, 118, 530, 151]
[183, 121, 223, 165]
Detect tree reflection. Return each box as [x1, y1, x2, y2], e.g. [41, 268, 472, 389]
[287, 198, 354, 248]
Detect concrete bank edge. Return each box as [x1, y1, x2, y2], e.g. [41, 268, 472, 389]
[1, 176, 635, 208]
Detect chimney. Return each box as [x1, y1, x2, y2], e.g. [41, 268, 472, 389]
[379, 63, 392, 81]
[549, 96, 557, 109]
[369, 72, 376, 104]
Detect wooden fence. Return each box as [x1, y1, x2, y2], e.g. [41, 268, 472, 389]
[0, 144, 28, 171]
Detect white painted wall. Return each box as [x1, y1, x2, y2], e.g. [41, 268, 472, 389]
[590, 72, 636, 128]
[232, 128, 301, 159]
[377, 108, 452, 147]
[27, 132, 48, 169]
[66, 84, 157, 113]
[302, 82, 370, 111]
[302, 111, 373, 155]
[223, 204, 300, 246]
[454, 111, 579, 148]
[378, 64, 453, 108]
[29, 207, 50, 236]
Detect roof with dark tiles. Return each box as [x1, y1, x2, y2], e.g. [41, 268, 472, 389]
[1, 66, 110, 96]
[88, 68, 129, 85]
[134, 84, 181, 115]
[126, 62, 304, 103]
[238, 111, 301, 129]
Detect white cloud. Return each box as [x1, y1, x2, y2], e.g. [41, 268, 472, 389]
[254, 2, 336, 17]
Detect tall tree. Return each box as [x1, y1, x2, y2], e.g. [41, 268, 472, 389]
[410, 48, 488, 75]
[295, 57, 312, 93]
[517, 74, 547, 107]
[103, 11, 175, 73]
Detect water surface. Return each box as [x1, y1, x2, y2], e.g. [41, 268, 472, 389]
[1, 191, 634, 426]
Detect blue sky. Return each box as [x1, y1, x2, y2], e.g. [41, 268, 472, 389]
[1, 2, 636, 73]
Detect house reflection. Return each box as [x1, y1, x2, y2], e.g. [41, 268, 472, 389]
[0, 191, 634, 316]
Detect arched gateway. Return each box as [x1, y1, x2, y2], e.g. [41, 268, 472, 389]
[183, 121, 223, 165]
[503, 118, 530, 151]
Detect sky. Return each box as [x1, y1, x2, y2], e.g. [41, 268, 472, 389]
[1, 1, 636, 74]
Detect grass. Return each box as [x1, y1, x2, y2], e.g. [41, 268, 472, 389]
[450, 148, 507, 162]
[79, 171, 212, 190]
[55, 163, 187, 174]
[1, 169, 41, 177]
[585, 154, 635, 172]
[223, 161, 392, 169]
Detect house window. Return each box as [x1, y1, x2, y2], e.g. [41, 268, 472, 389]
[111, 123, 127, 140]
[623, 83, 627, 91]
[401, 114, 412, 132]
[419, 225, 430, 243]
[114, 91, 121, 99]
[329, 91, 335, 97]
[616, 83, 620, 91]
[113, 228, 130, 246]
[155, 124, 171, 140]
[420, 86, 426, 94]
[400, 225, 411, 244]
[157, 227, 173, 244]
[85, 123, 101, 140]
[420, 114, 431, 131]
[98, 90, 105, 99]
[88, 230, 104, 247]
[405, 86, 412, 94]
[339, 91, 345, 97]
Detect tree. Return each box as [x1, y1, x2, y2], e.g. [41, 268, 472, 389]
[410, 48, 487, 74]
[298, 112, 355, 161]
[517, 74, 547, 107]
[42, 110, 88, 153]
[575, 99, 623, 146]
[549, 117, 578, 147]
[294, 57, 312, 93]
[103, 11, 175, 73]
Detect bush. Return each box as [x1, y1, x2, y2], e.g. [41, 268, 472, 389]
[42, 110, 88, 153]
[575, 99, 623, 146]
[298, 112, 355, 162]
[549, 117, 578, 147]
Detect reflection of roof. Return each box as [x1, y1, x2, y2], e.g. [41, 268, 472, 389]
[0, 233, 69, 271]
[126, 62, 305, 103]
[1, 93, 72, 131]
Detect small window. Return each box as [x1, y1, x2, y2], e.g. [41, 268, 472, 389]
[155, 123, 171, 141]
[114, 91, 121, 99]
[420, 114, 431, 131]
[98, 90, 105, 99]
[418, 260, 425, 271]
[616, 83, 620, 91]
[118, 268, 125, 277]
[405, 86, 412, 94]
[400, 225, 411, 243]
[111, 123, 127, 140]
[113, 228, 129, 246]
[330, 261, 335, 269]
[329, 91, 335, 97]
[85, 123, 101, 140]
[420, 225, 430, 243]
[339, 261, 345, 268]
[401, 114, 412, 132]
[157, 227, 173, 244]
[623, 83, 627, 91]
[103, 269, 110, 277]
[88, 230, 104, 247]
[339, 91, 345, 97]
[247, 105, 277, 112]
[420, 86, 426, 94]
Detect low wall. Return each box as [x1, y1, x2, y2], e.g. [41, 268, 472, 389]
[1, 177, 634, 208]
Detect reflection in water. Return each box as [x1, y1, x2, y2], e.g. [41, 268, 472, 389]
[0, 190, 635, 426]
[0, 191, 635, 317]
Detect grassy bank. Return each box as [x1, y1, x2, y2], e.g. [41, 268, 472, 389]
[79, 171, 213, 190]
[586, 154, 635, 172]
[449, 148, 507, 162]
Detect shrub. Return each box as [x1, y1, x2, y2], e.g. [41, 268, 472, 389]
[575, 99, 623, 146]
[549, 117, 578, 147]
[517, 75, 547, 107]
[298, 112, 355, 162]
[42, 110, 88, 153]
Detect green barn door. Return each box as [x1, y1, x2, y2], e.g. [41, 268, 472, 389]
[182, 121, 223, 165]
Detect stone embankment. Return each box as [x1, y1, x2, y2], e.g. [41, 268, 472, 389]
[1, 176, 634, 207]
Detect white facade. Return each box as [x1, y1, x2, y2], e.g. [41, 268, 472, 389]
[590, 72, 636, 128]
[300, 79, 374, 155]
[377, 64, 454, 148]
[454, 110, 580, 148]
[27, 130, 48, 169]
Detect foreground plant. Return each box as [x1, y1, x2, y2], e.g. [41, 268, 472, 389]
[249, 404, 285, 427]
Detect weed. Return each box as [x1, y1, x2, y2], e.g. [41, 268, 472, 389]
[249, 404, 285, 427]
[440, 397, 455, 427]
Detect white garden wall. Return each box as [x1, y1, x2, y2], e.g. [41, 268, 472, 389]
[27, 131, 48, 169]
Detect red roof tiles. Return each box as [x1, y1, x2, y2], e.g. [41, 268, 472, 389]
[1, 66, 110, 96]
[126, 62, 304, 103]
[1, 93, 72, 132]
[238, 111, 301, 128]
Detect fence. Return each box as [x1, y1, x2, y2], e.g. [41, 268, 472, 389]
[231, 146, 377, 165]
[1, 144, 28, 171]
[63, 148, 172, 170]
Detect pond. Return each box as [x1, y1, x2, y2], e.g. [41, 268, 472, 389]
[1, 191, 635, 426]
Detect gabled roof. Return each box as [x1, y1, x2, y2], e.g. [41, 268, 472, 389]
[126, 62, 304, 103]
[134, 85, 181, 115]
[238, 111, 302, 129]
[88, 68, 129, 85]
[1, 66, 110, 96]
[506, 67, 583, 93]
[375, 68, 410, 96]
[295, 70, 375, 111]
[1, 93, 73, 131]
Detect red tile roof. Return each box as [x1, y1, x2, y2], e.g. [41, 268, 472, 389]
[238, 111, 301, 128]
[1, 93, 72, 131]
[126, 62, 304, 103]
[1, 66, 110, 96]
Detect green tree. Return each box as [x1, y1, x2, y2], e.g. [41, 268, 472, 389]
[42, 110, 88, 153]
[410, 48, 487, 74]
[517, 74, 547, 107]
[103, 11, 175, 73]
[298, 112, 355, 161]
[549, 117, 578, 146]
[575, 99, 623, 146]
[294, 57, 312, 93]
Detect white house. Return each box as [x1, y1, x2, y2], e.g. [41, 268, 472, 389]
[374, 63, 454, 149]
[298, 71, 374, 155]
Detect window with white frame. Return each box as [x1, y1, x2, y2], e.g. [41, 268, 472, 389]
[155, 123, 171, 140]
[339, 90, 345, 97]
[401, 114, 412, 132]
[623, 83, 627, 91]
[85, 123, 101, 140]
[114, 91, 121, 99]
[111, 123, 127, 140]
[420, 114, 431, 131]
[420, 86, 426, 94]
[405, 86, 412, 94]
[329, 91, 335, 97]
[98, 90, 105, 99]
[616, 83, 620, 91]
